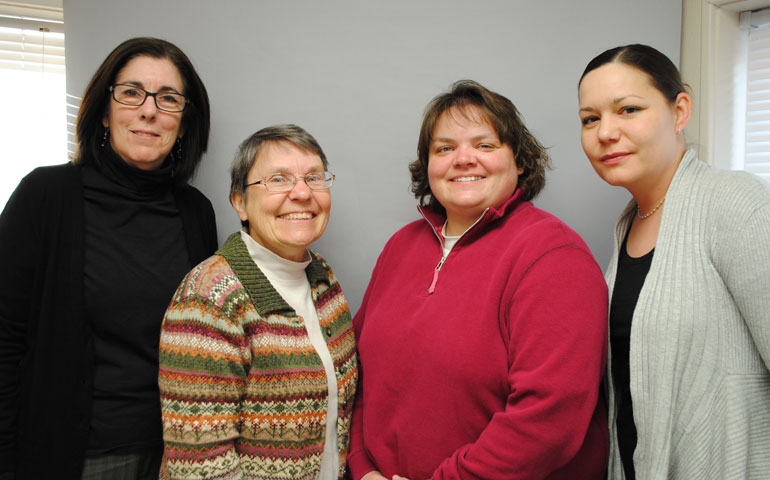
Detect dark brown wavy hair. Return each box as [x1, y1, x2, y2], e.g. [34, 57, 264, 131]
[409, 79, 550, 211]
[72, 37, 210, 183]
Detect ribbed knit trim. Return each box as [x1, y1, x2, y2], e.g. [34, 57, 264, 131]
[216, 233, 293, 316]
[217, 233, 332, 318]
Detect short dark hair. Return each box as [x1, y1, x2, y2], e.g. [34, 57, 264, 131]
[409, 80, 550, 209]
[72, 37, 210, 183]
[578, 44, 686, 104]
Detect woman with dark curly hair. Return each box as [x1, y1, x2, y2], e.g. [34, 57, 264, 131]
[348, 80, 609, 479]
[0, 37, 217, 479]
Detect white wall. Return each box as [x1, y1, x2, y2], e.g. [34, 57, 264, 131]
[62, 0, 681, 312]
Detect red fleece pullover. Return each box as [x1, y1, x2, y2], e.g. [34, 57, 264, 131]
[349, 191, 608, 480]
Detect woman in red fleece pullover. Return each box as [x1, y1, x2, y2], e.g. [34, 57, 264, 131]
[348, 80, 609, 480]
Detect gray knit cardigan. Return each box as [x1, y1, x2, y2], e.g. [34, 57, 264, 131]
[605, 150, 770, 479]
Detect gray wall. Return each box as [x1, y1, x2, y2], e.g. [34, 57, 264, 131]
[63, 0, 681, 313]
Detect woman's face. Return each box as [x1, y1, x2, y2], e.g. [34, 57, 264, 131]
[578, 62, 689, 191]
[428, 106, 521, 234]
[231, 141, 331, 262]
[103, 56, 184, 170]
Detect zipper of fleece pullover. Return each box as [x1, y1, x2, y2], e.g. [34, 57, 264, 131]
[420, 208, 488, 294]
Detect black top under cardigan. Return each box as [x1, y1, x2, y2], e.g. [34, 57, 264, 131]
[0, 162, 218, 479]
[610, 231, 654, 480]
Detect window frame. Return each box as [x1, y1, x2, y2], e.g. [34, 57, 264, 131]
[0, 2, 66, 211]
[681, 0, 770, 175]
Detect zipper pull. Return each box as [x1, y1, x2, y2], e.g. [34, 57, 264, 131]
[428, 256, 446, 294]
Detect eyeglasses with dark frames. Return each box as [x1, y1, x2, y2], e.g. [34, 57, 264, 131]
[109, 84, 189, 113]
[245, 172, 335, 193]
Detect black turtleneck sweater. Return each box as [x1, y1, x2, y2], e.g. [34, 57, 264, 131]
[82, 147, 190, 454]
[0, 154, 217, 478]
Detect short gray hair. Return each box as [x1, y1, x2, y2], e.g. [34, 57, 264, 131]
[229, 124, 328, 199]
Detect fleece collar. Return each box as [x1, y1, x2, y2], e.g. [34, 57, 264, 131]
[417, 187, 528, 240]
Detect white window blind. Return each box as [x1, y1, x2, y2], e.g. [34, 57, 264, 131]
[0, 2, 66, 210]
[744, 7, 770, 183]
[0, 26, 64, 72]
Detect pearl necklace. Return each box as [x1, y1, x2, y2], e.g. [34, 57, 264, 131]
[636, 196, 666, 219]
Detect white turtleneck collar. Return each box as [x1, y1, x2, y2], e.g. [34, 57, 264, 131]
[240, 229, 311, 295]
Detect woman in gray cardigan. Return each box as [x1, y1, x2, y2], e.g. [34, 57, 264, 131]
[577, 44, 770, 479]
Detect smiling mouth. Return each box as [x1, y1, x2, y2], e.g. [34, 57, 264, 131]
[450, 176, 484, 182]
[131, 130, 159, 137]
[278, 212, 315, 220]
[601, 152, 629, 163]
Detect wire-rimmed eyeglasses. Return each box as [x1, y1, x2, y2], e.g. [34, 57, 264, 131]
[109, 84, 189, 113]
[245, 172, 335, 193]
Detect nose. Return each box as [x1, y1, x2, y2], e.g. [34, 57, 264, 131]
[287, 177, 312, 202]
[138, 94, 158, 119]
[452, 145, 477, 167]
[596, 117, 619, 144]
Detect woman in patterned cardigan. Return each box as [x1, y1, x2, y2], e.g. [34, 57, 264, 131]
[158, 124, 358, 480]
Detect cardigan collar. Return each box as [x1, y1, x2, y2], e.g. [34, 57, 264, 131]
[216, 232, 328, 317]
[615, 149, 700, 239]
[239, 229, 312, 282]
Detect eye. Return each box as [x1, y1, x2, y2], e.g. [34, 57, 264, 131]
[620, 106, 641, 115]
[159, 93, 181, 105]
[268, 174, 291, 184]
[121, 88, 142, 97]
[478, 143, 496, 151]
[581, 116, 599, 126]
[304, 172, 324, 184]
[435, 145, 453, 154]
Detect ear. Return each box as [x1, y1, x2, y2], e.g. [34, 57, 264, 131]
[513, 156, 524, 176]
[230, 191, 249, 223]
[102, 116, 109, 128]
[673, 92, 692, 133]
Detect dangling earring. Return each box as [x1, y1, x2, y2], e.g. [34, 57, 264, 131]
[101, 127, 110, 148]
[175, 138, 183, 160]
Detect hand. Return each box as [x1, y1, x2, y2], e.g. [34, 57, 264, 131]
[361, 472, 388, 480]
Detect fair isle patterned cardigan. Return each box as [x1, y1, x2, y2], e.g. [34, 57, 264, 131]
[159, 233, 358, 480]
